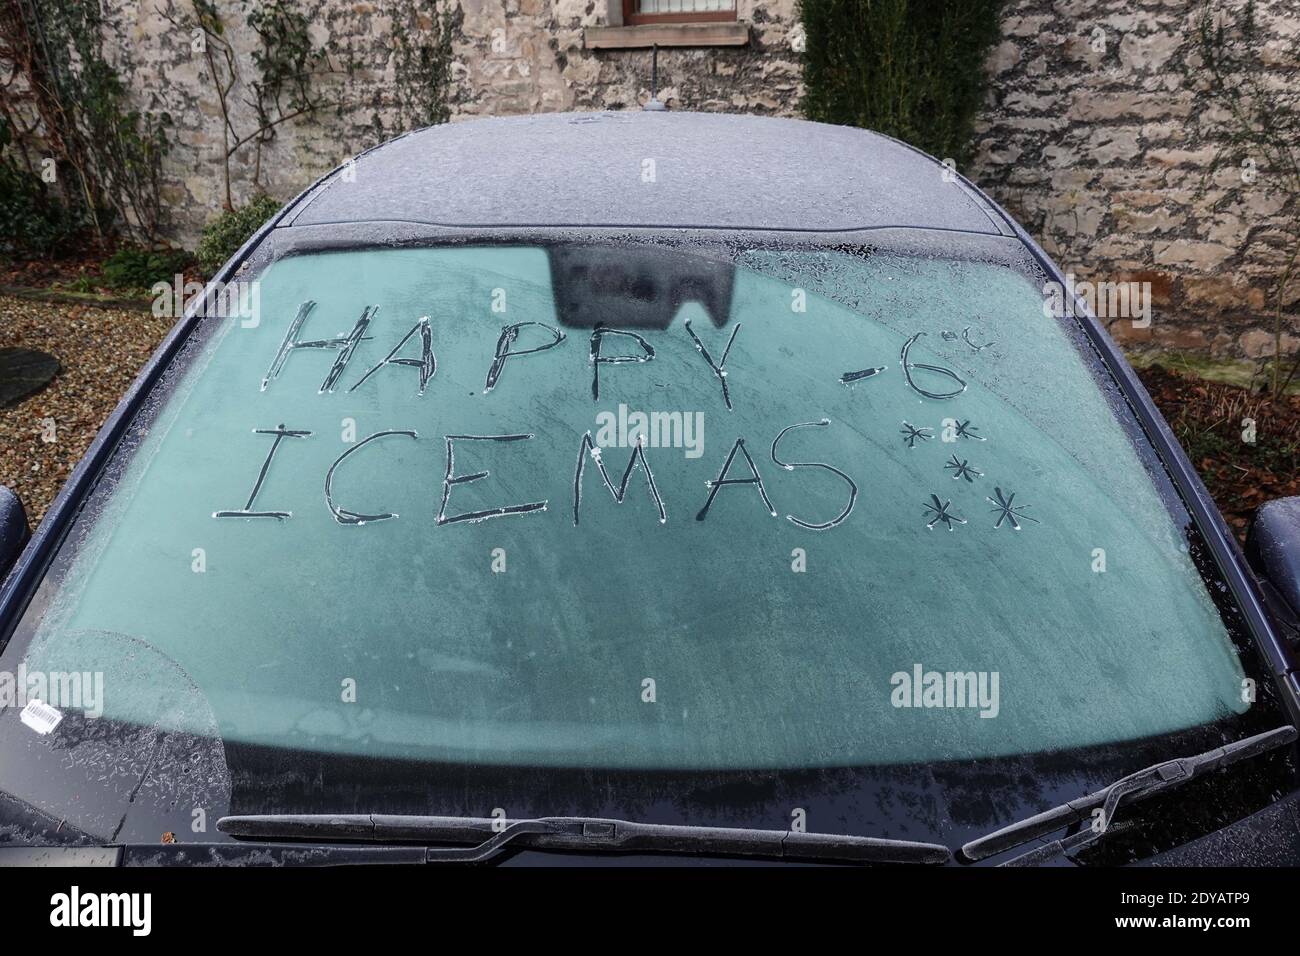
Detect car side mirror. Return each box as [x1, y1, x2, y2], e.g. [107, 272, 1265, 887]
[1246, 497, 1300, 646]
[0, 485, 30, 581]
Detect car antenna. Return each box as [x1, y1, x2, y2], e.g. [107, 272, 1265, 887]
[644, 43, 667, 111]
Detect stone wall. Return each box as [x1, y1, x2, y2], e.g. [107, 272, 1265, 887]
[456, 0, 804, 117]
[111, 0, 805, 243]
[970, 0, 1299, 360]
[13, 0, 1300, 360]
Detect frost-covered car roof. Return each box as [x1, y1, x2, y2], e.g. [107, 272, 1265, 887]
[280, 111, 1010, 235]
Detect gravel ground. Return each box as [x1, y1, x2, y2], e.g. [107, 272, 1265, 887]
[0, 294, 170, 527]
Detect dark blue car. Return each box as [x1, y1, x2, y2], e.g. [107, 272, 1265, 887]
[1, 112, 1298, 866]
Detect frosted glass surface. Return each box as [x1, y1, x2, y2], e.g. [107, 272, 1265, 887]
[20, 246, 1246, 768]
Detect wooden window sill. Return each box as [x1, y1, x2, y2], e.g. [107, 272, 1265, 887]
[583, 22, 750, 50]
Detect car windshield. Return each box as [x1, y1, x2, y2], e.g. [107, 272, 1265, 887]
[2, 239, 1248, 773]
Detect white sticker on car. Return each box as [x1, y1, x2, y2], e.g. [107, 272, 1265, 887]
[19, 699, 63, 735]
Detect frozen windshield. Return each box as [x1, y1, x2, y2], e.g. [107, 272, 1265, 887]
[6, 241, 1246, 770]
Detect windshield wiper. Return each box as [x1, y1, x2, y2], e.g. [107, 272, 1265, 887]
[961, 724, 1297, 866]
[216, 813, 951, 865]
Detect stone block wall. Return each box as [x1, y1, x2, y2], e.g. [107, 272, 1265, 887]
[971, 0, 1299, 359]
[105, 0, 805, 242]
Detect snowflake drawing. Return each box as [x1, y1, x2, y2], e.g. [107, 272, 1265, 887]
[945, 455, 982, 482]
[987, 487, 1038, 530]
[900, 422, 933, 448]
[923, 494, 966, 531]
[954, 419, 985, 441]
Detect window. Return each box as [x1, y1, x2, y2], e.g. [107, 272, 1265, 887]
[624, 0, 737, 25]
[585, 1, 747, 48]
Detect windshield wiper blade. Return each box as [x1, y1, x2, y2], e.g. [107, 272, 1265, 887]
[961, 724, 1297, 866]
[216, 813, 951, 865]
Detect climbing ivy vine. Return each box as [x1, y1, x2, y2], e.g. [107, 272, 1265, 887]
[388, 0, 459, 137]
[799, 0, 1004, 169]
[0, 0, 172, 245]
[1186, 0, 1300, 397]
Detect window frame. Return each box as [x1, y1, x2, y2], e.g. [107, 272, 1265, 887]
[622, 0, 738, 26]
